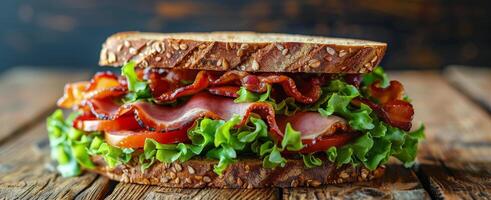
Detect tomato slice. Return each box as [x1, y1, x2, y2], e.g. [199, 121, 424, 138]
[298, 133, 357, 153]
[105, 128, 190, 148]
[73, 113, 141, 132]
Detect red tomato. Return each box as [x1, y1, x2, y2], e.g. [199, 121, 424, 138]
[105, 128, 190, 148]
[298, 133, 357, 153]
[73, 113, 141, 132]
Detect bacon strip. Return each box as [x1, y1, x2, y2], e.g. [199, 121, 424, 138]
[369, 80, 405, 104]
[354, 98, 413, 131]
[83, 92, 347, 142]
[62, 69, 326, 108]
[154, 71, 211, 103]
[215, 71, 322, 104]
[150, 70, 322, 104]
[353, 79, 414, 131]
[57, 72, 126, 108]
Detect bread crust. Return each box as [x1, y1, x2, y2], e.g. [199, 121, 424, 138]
[99, 32, 386, 73]
[89, 155, 385, 188]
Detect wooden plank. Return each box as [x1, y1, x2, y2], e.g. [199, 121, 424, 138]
[392, 71, 491, 199]
[444, 65, 491, 112]
[0, 123, 107, 199]
[106, 184, 279, 200]
[0, 69, 111, 199]
[75, 176, 112, 200]
[0, 67, 88, 143]
[283, 163, 428, 200]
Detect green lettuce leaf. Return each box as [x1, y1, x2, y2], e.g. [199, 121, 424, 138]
[362, 66, 389, 88]
[326, 147, 337, 162]
[263, 145, 286, 168]
[234, 85, 270, 103]
[141, 115, 276, 175]
[121, 61, 152, 102]
[234, 85, 299, 116]
[325, 122, 425, 170]
[281, 123, 303, 151]
[302, 154, 322, 168]
[318, 80, 374, 130]
[47, 110, 133, 177]
[141, 115, 306, 174]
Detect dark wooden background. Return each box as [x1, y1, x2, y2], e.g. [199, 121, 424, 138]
[1, 0, 490, 73]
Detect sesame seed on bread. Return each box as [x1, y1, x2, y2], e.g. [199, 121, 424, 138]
[90, 155, 385, 188]
[99, 32, 386, 73]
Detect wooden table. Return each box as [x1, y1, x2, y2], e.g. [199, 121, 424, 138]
[0, 66, 490, 200]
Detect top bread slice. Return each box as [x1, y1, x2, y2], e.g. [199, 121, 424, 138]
[99, 32, 387, 73]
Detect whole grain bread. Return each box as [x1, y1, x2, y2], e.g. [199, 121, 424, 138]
[99, 32, 386, 73]
[90, 155, 385, 188]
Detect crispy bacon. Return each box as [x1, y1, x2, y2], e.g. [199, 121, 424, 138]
[259, 75, 321, 104]
[86, 72, 120, 91]
[154, 71, 211, 103]
[215, 71, 322, 104]
[381, 100, 414, 131]
[145, 68, 199, 97]
[348, 80, 414, 131]
[62, 69, 330, 108]
[369, 80, 405, 104]
[57, 81, 88, 108]
[149, 70, 322, 104]
[57, 71, 126, 108]
[353, 98, 414, 131]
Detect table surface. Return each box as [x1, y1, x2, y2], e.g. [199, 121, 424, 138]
[0, 66, 490, 200]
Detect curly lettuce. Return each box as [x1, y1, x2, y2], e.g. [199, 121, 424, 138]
[47, 110, 133, 177]
[121, 61, 152, 102]
[141, 115, 303, 175]
[230, 66, 425, 171]
[234, 85, 299, 115]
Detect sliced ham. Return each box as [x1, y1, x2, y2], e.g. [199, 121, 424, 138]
[83, 92, 348, 142]
[276, 112, 348, 140]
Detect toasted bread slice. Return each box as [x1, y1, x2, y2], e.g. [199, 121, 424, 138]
[90, 155, 384, 188]
[99, 32, 386, 73]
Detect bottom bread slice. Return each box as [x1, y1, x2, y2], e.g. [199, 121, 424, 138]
[89, 155, 385, 188]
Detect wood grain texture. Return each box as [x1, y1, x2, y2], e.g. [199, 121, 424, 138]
[392, 71, 491, 199]
[106, 183, 279, 200]
[283, 162, 428, 200]
[0, 67, 87, 143]
[0, 123, 107, 199]
[444, 66, 491, 112]
[75, 176, 112, 200]
[0, 69, 108, 200]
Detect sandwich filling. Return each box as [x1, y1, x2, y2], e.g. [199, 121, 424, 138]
[47, 62, 424, 177]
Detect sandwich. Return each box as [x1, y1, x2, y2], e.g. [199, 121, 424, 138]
[47, 32, 424, 188]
